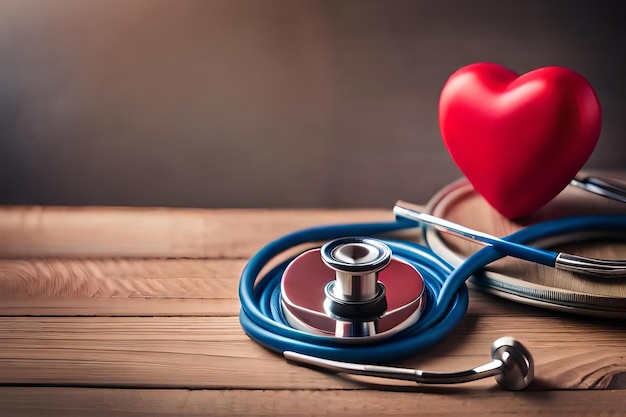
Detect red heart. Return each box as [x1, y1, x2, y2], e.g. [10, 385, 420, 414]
[439, 63, 601, 219]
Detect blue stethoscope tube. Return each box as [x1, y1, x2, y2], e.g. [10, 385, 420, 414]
[239, 215, 626, 364]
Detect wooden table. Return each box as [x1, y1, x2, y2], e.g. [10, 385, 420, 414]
[0, 205, 625, 416]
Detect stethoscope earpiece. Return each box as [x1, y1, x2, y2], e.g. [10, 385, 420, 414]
[284, 336, 534, 391]
[491, 336, 534, 391]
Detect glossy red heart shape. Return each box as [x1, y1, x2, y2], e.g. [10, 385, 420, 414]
[439, 63, 601, 219]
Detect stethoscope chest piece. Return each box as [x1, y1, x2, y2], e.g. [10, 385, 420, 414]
[281, 237, 426, 342]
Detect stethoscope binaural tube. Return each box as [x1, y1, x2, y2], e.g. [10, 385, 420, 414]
[238, 211, 626, 367]
[394, 203, 626, 278]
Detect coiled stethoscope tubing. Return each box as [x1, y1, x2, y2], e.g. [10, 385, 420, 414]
[238, 210, 626, 364]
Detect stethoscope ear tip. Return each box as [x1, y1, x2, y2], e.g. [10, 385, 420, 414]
[492, 337, 535, 391]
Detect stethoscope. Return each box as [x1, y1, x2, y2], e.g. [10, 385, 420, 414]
[238, 175, 626, 390]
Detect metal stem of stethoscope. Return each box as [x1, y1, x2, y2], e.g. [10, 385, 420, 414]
[320, 237, 392, 338]
[570, 175, 626, 204]
[393, 204, 626, 278]
[285, 336, 534, 390]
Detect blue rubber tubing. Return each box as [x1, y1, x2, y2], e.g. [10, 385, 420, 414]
[238, 215, 626, 364]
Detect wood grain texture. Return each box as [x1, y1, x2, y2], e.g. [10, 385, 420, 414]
[0, 258, 243, 298]
[0, 315, 623, 390]
[0, 206, 394, 258]
[1, 388, 625, 417]
[0, 297, 237, 316]
[1, 203, 626, 416]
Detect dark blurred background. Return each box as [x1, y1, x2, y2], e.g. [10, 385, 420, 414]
[0, 0, 624, 208]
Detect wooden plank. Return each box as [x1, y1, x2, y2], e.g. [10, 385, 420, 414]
[0, 289, 548, 318]
[0, 258, 243, 299]
[0, 289, 547, 318]
[0, 298, 238, 316]
[0, 256, 545, 317]
[0, 257, 244, 316]
[0, 315, 623, 390]
[0, 290, 550, 318]
[0, 206, 396, 258]
[0, 387, 625, 417]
